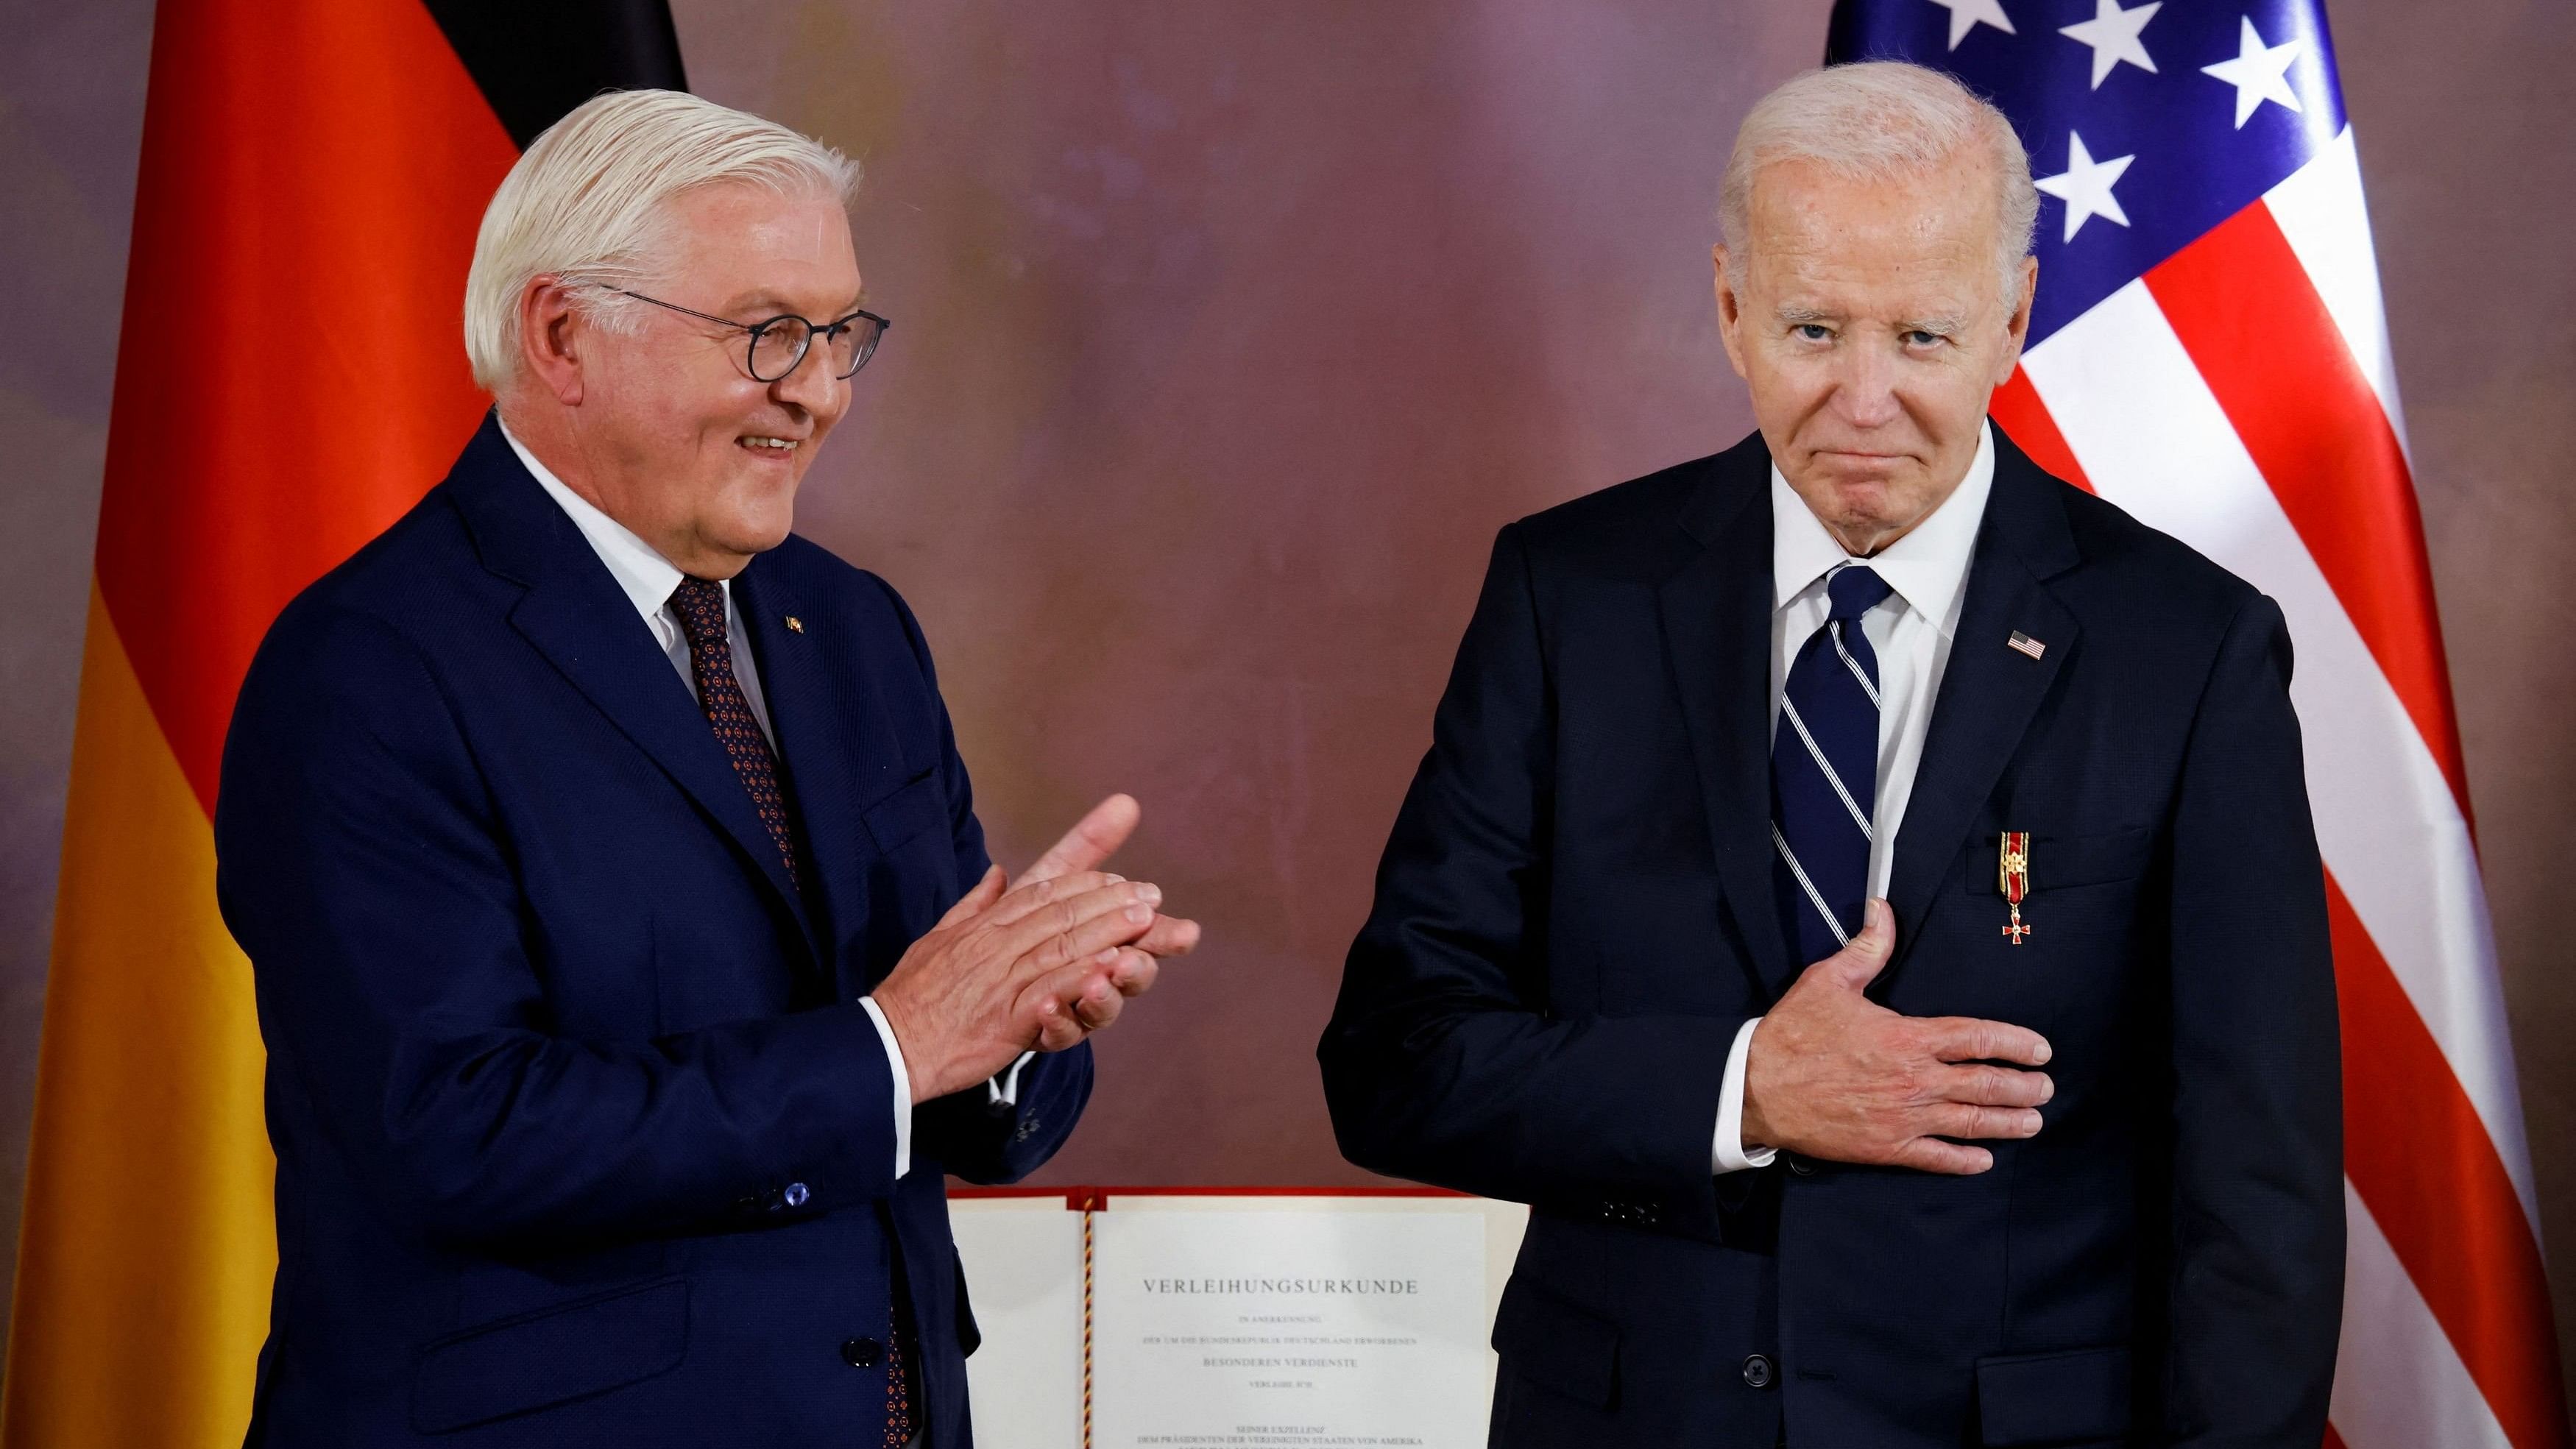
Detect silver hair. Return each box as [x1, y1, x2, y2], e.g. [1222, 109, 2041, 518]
[462, 89, 861, 393]
[1719, 61, 2037, 299]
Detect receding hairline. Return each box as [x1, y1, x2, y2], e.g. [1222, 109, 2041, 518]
[1717, 61, 2037, 294]
[629, 177, 866, 297]
[1735, 144, 2017, 268]
[462, 89, 863, 394]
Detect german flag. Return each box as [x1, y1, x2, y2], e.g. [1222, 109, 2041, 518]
[4, 3, 683, 1442]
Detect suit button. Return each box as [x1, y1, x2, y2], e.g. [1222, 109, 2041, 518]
[1742, 1353, 1775, 1389]
[1786, 1154, 1814, 1177]
[784, 1182, 810, 1208]
[842, 1336, 883, 1368]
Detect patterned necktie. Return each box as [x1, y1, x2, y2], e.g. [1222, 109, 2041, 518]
[883, 1329, 916, 1447]
[670, 581, 914, 1442]
[1771, 564, 1893, 968]
[668, 577, 801, 888]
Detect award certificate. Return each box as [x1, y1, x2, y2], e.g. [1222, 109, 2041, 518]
[1091, 1207, 1490, 1449]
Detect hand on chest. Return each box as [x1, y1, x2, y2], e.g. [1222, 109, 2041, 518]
[1557, 585, 2181, 1038]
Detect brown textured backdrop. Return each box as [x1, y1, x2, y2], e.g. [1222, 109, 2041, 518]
[1, 0, 2568, 1392]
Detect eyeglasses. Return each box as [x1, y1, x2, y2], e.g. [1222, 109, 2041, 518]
[600, 287, 891, 381]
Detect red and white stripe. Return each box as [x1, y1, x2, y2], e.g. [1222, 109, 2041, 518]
[1992, 127, 2569, 1449]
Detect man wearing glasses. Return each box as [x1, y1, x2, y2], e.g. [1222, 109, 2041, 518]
[215, 91, 1197, 1446]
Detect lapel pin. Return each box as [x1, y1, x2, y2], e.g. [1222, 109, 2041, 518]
[2007, 630, 2045, 660]
[783, 615, 805, 634]
[1999, 831, 2034, 946]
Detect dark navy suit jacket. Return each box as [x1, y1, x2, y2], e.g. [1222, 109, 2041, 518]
[216, 415, 1088, 1445]
[1320, 429, 2343, 1448]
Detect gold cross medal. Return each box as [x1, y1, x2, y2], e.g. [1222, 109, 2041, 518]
[1999, 832, 2034, 946]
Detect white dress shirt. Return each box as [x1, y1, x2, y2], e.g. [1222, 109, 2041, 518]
[1712, 421, 1995, 1173]
[502, 420, 1032, 1184]
[500, 424, 779, 742]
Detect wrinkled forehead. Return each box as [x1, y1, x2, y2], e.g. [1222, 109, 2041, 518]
[1744, 155, 2006, 305]
[654, 180, 863, 302]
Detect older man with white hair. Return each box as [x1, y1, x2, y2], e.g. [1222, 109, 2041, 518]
[1323, 60, 2341, 1447]
[216, 91, 1196, 1445]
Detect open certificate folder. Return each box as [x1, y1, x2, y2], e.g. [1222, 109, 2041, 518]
[949, 1189, 1531, 1448]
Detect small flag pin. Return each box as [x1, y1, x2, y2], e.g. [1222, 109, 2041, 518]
[784, 615, 805, 634]
[2007, 631, 2045, 660]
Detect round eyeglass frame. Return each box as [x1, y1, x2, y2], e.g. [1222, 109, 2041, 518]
[599, 286, 891, 380]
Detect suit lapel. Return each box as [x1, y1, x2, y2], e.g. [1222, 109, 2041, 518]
[447, 417, 821, 966]
[732, 559, 903, 998]
[1883, 431, 2081, 968]
[1657, 442, 1795, 995]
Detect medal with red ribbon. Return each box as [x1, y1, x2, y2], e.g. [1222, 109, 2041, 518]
[1999, 832, 2033, 946]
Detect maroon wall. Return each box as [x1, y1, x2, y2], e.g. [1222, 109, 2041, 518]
[674, 1, 1816, 1186]
[1, 0, 2569, 1390]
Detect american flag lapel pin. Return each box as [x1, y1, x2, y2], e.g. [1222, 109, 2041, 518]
[2007, 630, 2046, 660]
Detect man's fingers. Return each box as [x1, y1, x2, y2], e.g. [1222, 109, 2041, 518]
[1005, 896, 1157, 977]
[1021, 794, 1142, 885]
[987, 876, 1147, 949]
[1891, 1138, 1996, 1175]
[1810, 898, 1897, 990]
[994, 882, 1158, 964]
[1133, 913, 1200, 957]
[1924, 1014, 2053, 1066]
[1029, 994, 1088, 1052]
[1016, 958, 1122, 1032]
[1070, 981, 1125, 1031]
[1924, 1101, 2045, 1141]
[1939, 1063, 2054, 1109]
[1106, 948, 1160, 998]
[987, 870, 1123, 928]
[934, 864, 1006, 929]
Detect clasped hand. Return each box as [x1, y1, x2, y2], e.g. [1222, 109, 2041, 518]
[1741, 899, 2053, 1175]
[869, 794, 1200, 1100]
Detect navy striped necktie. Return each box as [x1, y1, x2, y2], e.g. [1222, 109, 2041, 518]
[1772, 564, 1894, 968]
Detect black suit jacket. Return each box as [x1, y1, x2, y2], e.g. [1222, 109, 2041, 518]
[217, 415, 1088, 1445]
[1320, 428, 2342, 1447]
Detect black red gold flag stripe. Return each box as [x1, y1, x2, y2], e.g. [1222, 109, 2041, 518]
[1, 2, 679, 1443]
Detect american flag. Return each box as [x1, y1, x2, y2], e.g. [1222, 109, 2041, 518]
[1824, 2, 2567, 1445]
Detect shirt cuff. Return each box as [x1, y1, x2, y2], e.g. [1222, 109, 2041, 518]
[1713, 1017, 1778, 1175]
[988, 1051, 1038, 1108]
[857, 997, 914, 1181]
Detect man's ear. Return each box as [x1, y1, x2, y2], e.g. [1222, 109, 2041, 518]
[519, 276, 588, 406]
[1995, 254, 2038, 383]
[1712, 245, 1752, 381]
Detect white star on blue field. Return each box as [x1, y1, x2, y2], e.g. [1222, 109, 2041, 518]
[1828, 0, 2348, 344]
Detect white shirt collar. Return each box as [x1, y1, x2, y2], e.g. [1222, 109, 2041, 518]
[1769, 419, 1994, 639]
[498, 416, 707, 626]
